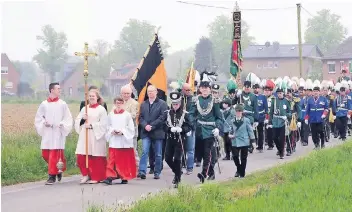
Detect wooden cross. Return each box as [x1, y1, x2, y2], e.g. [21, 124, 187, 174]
[74, 42, 97, 168]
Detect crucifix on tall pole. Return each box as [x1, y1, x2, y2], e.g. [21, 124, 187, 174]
[74, 42, 97, 168]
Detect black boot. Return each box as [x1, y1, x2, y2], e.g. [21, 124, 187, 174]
[207, 173, 215, 181]
[121, 180, 128, 184]
[234, 171, 240, 178]
[45, 175, 56, 185]
[222, 155, 230, 160]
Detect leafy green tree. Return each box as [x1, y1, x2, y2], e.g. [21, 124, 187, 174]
[208, 15, 255, 74]
[112, 19, 170, 64]
[304, 9, 348, 54]
[12, 61, 38, 84]
[194, 37, 217, 73]
[33, 25, 68, 82]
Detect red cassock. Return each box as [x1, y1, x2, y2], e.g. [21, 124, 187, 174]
[76, 154, 107, 181]
[106, 148, 137, 180]
[42, 149, 66, 175]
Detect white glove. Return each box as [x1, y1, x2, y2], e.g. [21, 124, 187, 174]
[171, 127, 177, 133]
[264, 119, 269, 124]
[266, 125, 273, 129]
[348, 114, 351, 119]
[321, 114, 326, 119]
[305, 120, 308, 125]
[186, 131, 191, 136]
[282, 116, 287, 121]
[236, 89, 242, 97]
[229, 134, 235, 138]
[175, 127, 182, 133]
[212, 128, 219, 137]
[253, 122, 258, 128]
[297, 122, 301, 128]
[333, 116, 336, 120]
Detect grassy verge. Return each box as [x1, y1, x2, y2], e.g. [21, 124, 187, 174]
[1, 133, 79, 185]
[88, 141, 352, 212]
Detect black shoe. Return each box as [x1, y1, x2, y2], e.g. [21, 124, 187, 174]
[267, 147, 273, 150]
[207, 174, 215, 181]
[280, 154, 284, 159]
[45, 175, 56, 185]
[149, 169, 154, 174]
[103, 178, 113, 185]
[172, 176, 177, 184]
[139, 173, 146, 180]
[248, 148, 253, 154]
[196, 162, 201, 167]
[57, 173, 62, 182]
[321, 144, 325, 149]
[286, 152, 291, 156]
[234, 171, 240, 177]
[154, 175, 160, 180]
[121, 180, 128, 184]
[197, 173, 205, 184]
[276, 151, 280, 156]
[303, 142, 308, 146]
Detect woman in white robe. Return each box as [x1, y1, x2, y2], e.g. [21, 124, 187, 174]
[75, 90, 108, 184]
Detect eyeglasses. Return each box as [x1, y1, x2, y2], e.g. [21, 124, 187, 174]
[185, 89, 191, 92]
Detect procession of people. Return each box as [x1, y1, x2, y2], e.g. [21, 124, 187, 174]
[34, 69, 352, 187]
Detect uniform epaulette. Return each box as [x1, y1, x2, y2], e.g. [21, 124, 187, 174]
[214, 97, 221, 104]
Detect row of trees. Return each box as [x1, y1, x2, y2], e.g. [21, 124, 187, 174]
[14, 9, 348, 93]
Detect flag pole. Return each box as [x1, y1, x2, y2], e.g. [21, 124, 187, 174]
[234, 1, 243, 89]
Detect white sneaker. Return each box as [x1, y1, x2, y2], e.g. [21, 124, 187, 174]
[80, 176, 89, 184]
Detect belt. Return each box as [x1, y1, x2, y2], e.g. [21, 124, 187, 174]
[273, 115, 286, 119]
[197, 120, 216, 126]
[258, 110, 265, 114]
[244, 110, 253, 114]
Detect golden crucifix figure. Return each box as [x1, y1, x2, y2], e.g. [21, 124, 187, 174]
[74, 42, 97, 168]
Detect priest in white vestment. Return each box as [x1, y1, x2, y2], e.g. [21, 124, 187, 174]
[34, 82, 73, 185]
[103, 97, 137, 185]
[75, 90, 108, 184]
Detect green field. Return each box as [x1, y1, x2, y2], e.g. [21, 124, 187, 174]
[87, 141, 352, 212]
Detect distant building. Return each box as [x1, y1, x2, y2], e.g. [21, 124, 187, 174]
[242, 42, 323, 79]
[1, 53, 20, 94]
[106, 64, 138, 96]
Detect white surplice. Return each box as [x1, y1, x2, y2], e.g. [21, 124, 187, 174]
[75, 105, 108, 156]
[34, 99, 73, 149]
[105, 111, 135, 148]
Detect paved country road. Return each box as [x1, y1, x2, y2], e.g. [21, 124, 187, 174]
[2, 138, 344, 212]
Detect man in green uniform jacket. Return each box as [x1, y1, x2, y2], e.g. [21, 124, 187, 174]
[189, 81, 222, 183]
[268, 87, 291, 159]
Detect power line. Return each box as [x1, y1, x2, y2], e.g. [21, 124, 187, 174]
[176, 1, 295, 11]
[301, 6, 316, 18]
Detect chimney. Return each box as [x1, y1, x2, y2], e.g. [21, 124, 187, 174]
[273, 41, 280, 51]
[265, 41, 271, 47]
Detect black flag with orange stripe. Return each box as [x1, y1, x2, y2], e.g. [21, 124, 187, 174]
[132, 34, 167, 104]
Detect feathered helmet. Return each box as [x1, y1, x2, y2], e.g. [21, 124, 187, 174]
[169, 80, 183, 92]
[335, 82, 341, 92]
[194, 70, 201, 87]
[291, 76, 300, 86]
[261, 79, 275, 91]
[327, 80, 334, 90]
[245, 73, 260, 88]
[288, 80, 298, 92]
[341, 80, 349, 91]
[348, 80, 352, 90]
[313, 80, 321, 91]
[305, 79, 313, 90]
[321, 80, 329, 90]
[275, 77, 287, 93]
[299, 78, 306, 90]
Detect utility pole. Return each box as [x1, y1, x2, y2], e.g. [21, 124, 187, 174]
[297, 3, 303, 78]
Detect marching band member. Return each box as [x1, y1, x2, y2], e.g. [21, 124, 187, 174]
[263, 79, 275, 150]
[229, 104, 255, 178]
[333, 81, 352, 141]
[269, 82, 291, 159]
[337, 69, 351, 82]
[304, 84, 329, 149]
[221, 98, 235, 160]
[285, 86, 301, 155]
[165, 92, 192, 188]
[299, 79, 313, 146]
[190, 80, 222, 183]
[253, 82, 268, 152]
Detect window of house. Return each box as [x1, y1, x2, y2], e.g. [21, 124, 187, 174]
[1, 66, 8, 74]
[340, 61, 344, 70]
[268, 61, 273, 68]
[327, 61, 336, 73]
[274, 61, 279, 68]
[69, 87, 73, 96]
[5, 82, 13, 88]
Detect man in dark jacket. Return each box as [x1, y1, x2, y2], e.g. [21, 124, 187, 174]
[79, 85, 108, 112]
[138, 85, 168, 180]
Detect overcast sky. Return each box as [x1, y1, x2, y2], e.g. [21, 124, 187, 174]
[1, 0, 352, 61]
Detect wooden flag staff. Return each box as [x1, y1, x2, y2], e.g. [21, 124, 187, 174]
[74, 42, 98, 168]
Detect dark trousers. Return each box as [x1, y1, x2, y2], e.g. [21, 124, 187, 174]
[266, 127, 274, 148]
[273, 126, 285, 156]
[195, 137, 204, 163]
[223, 132, 232, 158]
[256, 122, 265, 150]
[165, 138, 183, 178]
[149, 139, 166, 171]
[200, 137, 216, 177]
[231, 146, 249, 177]
[336, 116, 348, 139]
[300, 120, 310, 144]
[310, 123, 325, 147]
